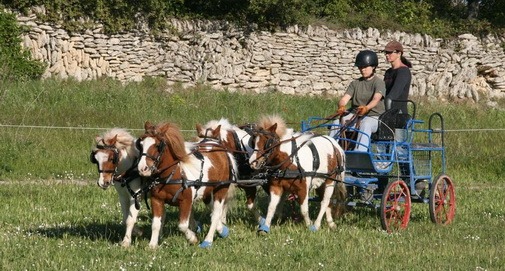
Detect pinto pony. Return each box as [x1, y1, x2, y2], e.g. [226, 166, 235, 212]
[249, 115, 347, 233]
[90, 128, 143, 247]
[196, 118, 267, 225]
[137, 121, 237, 249]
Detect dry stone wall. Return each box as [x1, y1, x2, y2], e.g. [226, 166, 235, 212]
[16, 13, 505, 101]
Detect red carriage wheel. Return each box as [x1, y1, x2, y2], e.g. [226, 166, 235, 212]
[380, 179, 411, 233]
[429, 174, 456, 225]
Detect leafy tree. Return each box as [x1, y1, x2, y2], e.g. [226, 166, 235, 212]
[0, 10, 45, 82]
[0, 0, 504, 37]
[479, 0, 505, 27]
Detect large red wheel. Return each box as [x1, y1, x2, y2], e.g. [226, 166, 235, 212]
[380, 179, 411, 233]
[429, 174, 456, 225]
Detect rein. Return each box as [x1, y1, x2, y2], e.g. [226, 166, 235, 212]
[255, 134, 344, 183]
[336, 113, 363, 151]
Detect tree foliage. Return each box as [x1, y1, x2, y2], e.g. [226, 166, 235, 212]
[0, 11, 45, 82]
[0, 0, 504, 37]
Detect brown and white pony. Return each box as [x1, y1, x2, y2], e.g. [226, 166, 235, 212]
[137, 121, 237, 249]
[249, 115, 347, 233]
[196, 118, 267, 226]
[90, 128, 143, 247]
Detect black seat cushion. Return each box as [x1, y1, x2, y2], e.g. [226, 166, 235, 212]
[373, 109, 411, 141]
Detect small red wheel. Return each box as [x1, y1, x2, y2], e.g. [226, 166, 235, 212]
[380, 179, 411, 233]
[429, 174, 456, 225]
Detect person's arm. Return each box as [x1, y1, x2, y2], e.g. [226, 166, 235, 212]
[338, 94, 351, 108]
[364, 92, 383, 111]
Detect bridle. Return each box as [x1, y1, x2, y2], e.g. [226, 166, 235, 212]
[250, 129, 282, 169]
[136, 136, 168, 175]
[90, 143, 120, 175]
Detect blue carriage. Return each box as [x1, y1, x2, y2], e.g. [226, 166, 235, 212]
[301, 100, 456, 232]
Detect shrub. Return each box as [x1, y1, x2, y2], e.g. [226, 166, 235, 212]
[0, 10, 45, 82]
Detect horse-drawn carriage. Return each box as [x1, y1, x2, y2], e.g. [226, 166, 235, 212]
[89, 100, 455, 248]
[301, 100, 456, 232]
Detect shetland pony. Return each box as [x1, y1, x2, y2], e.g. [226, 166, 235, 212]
[196, 118, 267, 225]
[249, 115, 347, 233]
[137, 121, 237, 249]
[90, 128, 143, 247]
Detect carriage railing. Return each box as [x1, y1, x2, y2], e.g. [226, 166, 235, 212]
[407, 112, 446, 176]
[301, 118, 397, 174]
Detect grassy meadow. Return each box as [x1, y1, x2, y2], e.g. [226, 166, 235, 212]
[0, 78, 504, 270]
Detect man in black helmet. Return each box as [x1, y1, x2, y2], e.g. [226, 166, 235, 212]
[329, 50, 386, 152]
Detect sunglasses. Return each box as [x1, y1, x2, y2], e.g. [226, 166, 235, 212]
[384, 51, 397, 55]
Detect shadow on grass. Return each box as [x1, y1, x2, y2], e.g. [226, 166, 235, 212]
[32, 222, 138, 243]
[28, 212, 182, 245]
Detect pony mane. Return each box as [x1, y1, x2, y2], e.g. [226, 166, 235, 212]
[202, 118, 235, 141]
[156, 122, 189, 162]
[96, 128, 132, 148]
[97, 128, 138, 158]
[257, 115, 287, 137]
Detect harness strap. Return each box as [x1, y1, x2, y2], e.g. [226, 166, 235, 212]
[266, 135, 344, 180]
[232, 130, 253, 178]
[307, 140, 320, 170]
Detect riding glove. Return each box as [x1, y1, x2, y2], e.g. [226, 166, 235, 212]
[356, 105, 369, 116]
[336, 106, 346, 116]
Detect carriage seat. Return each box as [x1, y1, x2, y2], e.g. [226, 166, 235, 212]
[372, 108, 411, 141]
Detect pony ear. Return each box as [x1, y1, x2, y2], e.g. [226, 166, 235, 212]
[267, 123, 278, 133]
[110, 134, 118, 145]
[213, 125, 222, 140]
[195, 124, 204, 137]
[144, 121, 155, 133]
[94, 136, 101, 144]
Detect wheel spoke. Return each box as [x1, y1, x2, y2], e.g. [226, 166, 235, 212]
[430, 174, 456, 225]
[381, 180, 411, 232]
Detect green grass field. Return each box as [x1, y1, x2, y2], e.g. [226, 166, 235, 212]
[1, 79, 504, 270]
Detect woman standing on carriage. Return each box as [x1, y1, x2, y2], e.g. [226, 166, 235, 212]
[383, 40, 412, 113]
[329, 50, 386, 152]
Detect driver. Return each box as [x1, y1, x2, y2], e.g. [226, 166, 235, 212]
[329, 50, 386, 152]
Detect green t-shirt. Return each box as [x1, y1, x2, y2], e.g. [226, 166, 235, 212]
[345, 76, 386, 116]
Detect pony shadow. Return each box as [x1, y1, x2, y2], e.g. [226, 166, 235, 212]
[29, 212, 181, 244]
[31, 221, 135, 243]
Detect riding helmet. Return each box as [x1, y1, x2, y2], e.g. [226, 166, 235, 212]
[354, 50, 379, 67]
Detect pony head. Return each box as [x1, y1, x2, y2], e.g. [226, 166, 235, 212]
[257, 115, 287, 138]
[91, 128, 138, 189]
[196, 123, 222, 142]
[196, 118, 235, 143]
[249, 115, 285, 170]
[137, 121, 189, 177]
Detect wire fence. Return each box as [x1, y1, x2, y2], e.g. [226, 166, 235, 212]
[2, 123, 505, 133]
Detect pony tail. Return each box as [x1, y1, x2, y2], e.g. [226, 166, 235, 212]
[401, 56, 413, 68]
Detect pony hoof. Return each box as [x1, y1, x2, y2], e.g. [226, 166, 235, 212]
[196, 224, 202, 234]
[258, 217, 266, 226]
[328, 222, 336, 229]
[199, 241, 213, 248]
[132, 227, 143, 237]
[219, 225, 229, 238]
[257, 224, 270, 234]
[148, 244, 158, 249]
[120, 241, 131, 248]
[309, 225, 318, 232]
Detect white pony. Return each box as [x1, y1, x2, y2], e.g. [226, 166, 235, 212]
[249, 115, 347, 233]
[90, 128, 143, 247]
